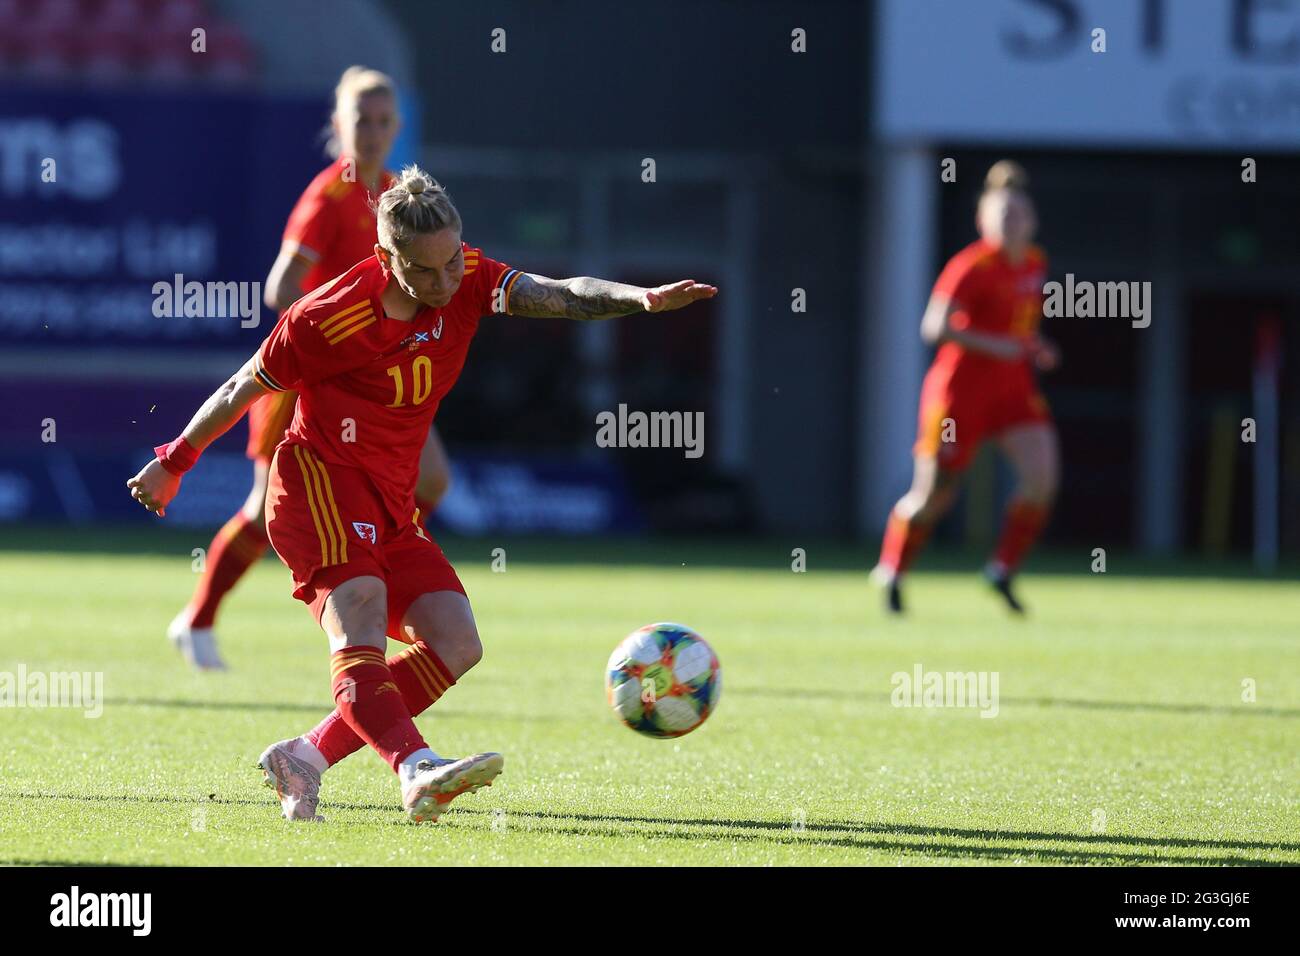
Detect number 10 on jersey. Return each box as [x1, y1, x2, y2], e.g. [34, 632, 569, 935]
[386, 355, 433, 407]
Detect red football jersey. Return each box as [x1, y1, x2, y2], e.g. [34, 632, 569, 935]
[930, 239, 1047, 376]
[282, 158, 397, 293]
[253, 246, 521, 526]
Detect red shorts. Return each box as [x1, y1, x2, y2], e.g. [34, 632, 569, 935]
[265, 441, 465, 640]
[246, 390, 298, 463]
[915, 362, 1051, 472]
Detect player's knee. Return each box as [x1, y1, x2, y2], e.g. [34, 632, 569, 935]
[409, 618, 481, 677]
[433, 619, 482, 674]
[910, 485, 954, 522]
[1017, 469, 1058, 505]
[457, 629, 483, 673]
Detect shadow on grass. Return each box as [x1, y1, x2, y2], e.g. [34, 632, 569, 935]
[3, 524, 1297, 580]
[0, 789, 393, 814]
[2, 791, 1293, 866]
[0, 858, 141, 867]
[99, 697, 569, 722]
[443, 807, 1294, 866]
[730, 687, 1300, 719]
[98, 691, 1300, 721]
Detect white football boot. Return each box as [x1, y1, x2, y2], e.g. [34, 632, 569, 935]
[257, 738, 326, 822]
[167, 610, 227, 670]
[401, 752, 503, 823]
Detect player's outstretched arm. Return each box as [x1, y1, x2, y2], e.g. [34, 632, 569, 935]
[507, 273, 717, 321]
[125, 356, 270, 517]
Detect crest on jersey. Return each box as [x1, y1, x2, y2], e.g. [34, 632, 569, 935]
[404, 319, 442, 351]
[352, 522, 377, 543]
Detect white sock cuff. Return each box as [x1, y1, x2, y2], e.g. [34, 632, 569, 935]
[397, 747, 442, 782]
[294, 737, 330, 776]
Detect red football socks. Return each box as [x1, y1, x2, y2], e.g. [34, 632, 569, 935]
[877, 508, 934, 577]
[328, 647, 429, 771]
[311, 641, 456, 767]
[188, 512, 268, 628]
[992, 498, 1049, 573]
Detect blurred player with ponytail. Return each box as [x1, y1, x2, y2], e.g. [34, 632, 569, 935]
[872, 160, 1060, 615]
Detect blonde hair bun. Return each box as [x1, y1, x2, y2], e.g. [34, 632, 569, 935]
[376, 164, 462, 252]
[984, 159, 1029, 193]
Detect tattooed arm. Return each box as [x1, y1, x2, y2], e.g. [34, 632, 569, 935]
[505, 273, 716, 321]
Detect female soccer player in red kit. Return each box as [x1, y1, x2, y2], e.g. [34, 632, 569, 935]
[129, 167, 716, 822]
[872, 161, 1060, 614]
[168, 66, 453, 670]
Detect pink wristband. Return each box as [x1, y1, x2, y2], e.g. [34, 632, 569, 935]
[153, 436, 200, 476]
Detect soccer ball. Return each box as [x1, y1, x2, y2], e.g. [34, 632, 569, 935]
[605, 622, 721, 738]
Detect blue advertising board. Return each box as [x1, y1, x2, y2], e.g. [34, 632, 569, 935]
[0, 86, 328, 349]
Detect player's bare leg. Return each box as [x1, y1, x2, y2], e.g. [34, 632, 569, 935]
[398, 590, 482, 673]
[258, 573, 387, 822]
[168, 462, 271, 670]
[393, 590, 501, 822]
[257, 583, 499, 822]
[873, 456, 961, 614]
[323, 576, 459, 822]
[257, 592, 486, 816]
[986, 423, 1059, 613]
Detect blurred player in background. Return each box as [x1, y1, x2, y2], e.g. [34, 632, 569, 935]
[872, 160, 1060, 615]
[129, 166, 716, 822]
[168, 66, 452, 669]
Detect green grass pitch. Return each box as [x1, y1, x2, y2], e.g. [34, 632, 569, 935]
[1, 528, 1296, 866]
